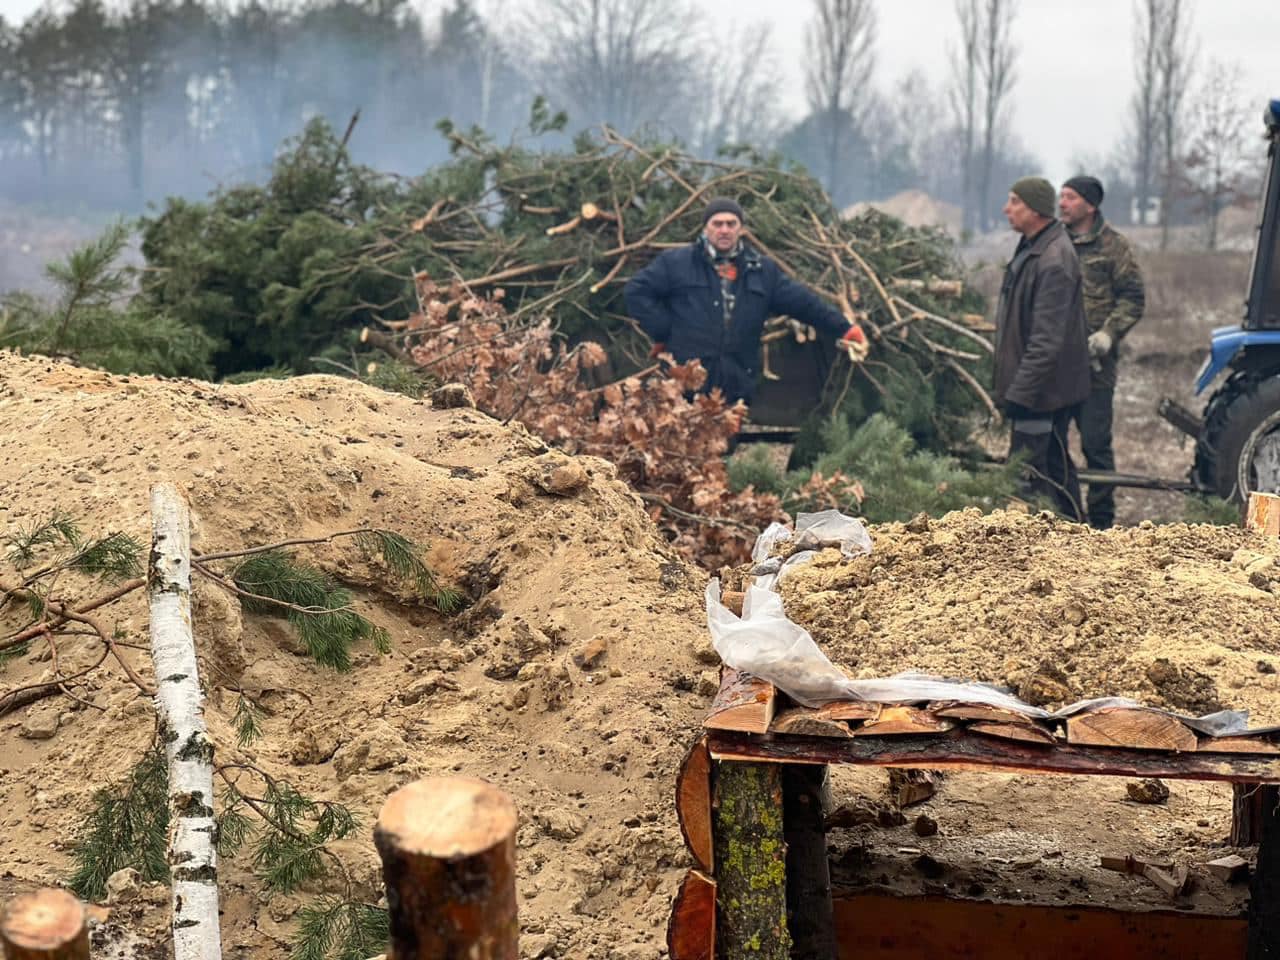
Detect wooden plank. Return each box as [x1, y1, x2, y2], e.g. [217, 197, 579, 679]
[831, 892, 1246, 959]
[1202, 737, 1280, 756]
[851, 706, 954, 737]
[666, 869, 715, 960]
[705, 729, 1280, 784]
[675, 735, 714, 873]
[771, 707, 853, 739]
[931, 702, 1038, 725]
[704, 668, 777, 734]
[1066, 708, 1198, 752]
[970, 720, 1057, 746]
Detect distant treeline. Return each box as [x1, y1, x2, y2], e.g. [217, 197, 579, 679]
[0, 0, 1046, 217]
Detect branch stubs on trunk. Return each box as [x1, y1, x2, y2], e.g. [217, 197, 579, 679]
[0, 888, 89, 960]
[713, 762, 789, 960]
[374, 777, 519, 960]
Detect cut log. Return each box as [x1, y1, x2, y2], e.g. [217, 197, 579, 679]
[545, 215, 581, 236]
[770, 708, 853, 739]
[666, 870, 715, 960]
[808, 700, 879, 721]
[148, 483, 222, 960]
[1207, 854, 1250, 883]
[676, 735, 714, 872]
[931, 702, 1037, 725]
[970, 721, 1056, 746]
[784, 765, 835, 960]
[1066, 708, 1198, 752]
[851, 706, 954, 737]
[1246, 491, 1280, 537]
[0, 888, 89, 960]
[374, 777, 519, 960]
[888, 768, 941, 807]
[705, 669, 776, 734]
[713, 762, 789, 960]
[579, 202, 617, 222]
[1233, 785, 1280, 846]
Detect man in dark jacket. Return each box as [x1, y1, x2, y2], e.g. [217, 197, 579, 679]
[624, 197, 868, 405]
[994, 177, 1091, 520]
[1059, 175, 1146, 529]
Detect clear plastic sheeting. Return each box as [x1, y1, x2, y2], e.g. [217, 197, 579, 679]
[705, 511, 1255, 733]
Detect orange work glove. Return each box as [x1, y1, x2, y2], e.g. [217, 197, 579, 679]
[839, 323, 869, 362]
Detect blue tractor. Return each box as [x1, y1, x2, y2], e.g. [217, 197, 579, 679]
[1176, 99, 1280, 500]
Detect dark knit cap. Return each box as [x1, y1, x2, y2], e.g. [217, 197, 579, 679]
[1062, 175, 1104, 209]
[1010, 176, 1056, 219]
[703, 197, 745, 224]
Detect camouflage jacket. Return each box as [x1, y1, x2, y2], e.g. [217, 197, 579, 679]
[1069, 212, 1145, 346]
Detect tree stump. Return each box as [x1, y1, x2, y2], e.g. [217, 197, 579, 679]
[374, 777, 519, 960]
[713, 762, 789, 960]
[0, 888, 89, 960]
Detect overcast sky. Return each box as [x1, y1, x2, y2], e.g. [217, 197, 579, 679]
[1, 0, 1274, 191]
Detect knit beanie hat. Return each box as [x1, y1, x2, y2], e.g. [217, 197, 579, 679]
[1062, 175, 1104, 209]
[703, 197, 745, 224]
[1010, 177, 1056, 219]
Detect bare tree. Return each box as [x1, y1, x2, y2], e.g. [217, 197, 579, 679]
[804, 0, 877, 204]
[1155, 0, 1195, 250]
[1183, 59, 1251, 250]
[1128, 0, 1160, 225]
[948, 0, 981, 234]
[693, 25, 784, 156]
[976, 0, 1016, 232]
[520, 0, 701, 137]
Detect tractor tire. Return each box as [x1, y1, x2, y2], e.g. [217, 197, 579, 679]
[1194, 374, 1280, 501]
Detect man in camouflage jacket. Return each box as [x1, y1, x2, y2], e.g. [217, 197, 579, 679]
[1058, 176, 1146, 529]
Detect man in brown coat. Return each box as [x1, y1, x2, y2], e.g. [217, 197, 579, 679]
[993, 176, 1091, 519]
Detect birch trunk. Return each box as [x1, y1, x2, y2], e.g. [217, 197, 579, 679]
[149, 483, 222, 960]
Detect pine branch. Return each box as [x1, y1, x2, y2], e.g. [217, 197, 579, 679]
[293, 898, 389, 960]
[68, 742, 170, 900]
[3, 510, 80, 569]
[354, 529, 463, 612]
[232, 693, 265, 745]
[69, 532, 144, 582]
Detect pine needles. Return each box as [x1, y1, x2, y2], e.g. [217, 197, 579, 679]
[3, 511, 81, 568]
[293, 899, 389, 960]
[67, 742, 170, 900]
[354, 529, 463, 613]
[230, 550, 388, 671]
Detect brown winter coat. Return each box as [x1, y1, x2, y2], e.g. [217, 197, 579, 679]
[993, 220, 1091, 413]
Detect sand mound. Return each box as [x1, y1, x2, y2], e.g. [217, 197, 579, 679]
[780, 508, 1280, 722]
[0, 353, 716, 959]
[844, 189, 963, 234]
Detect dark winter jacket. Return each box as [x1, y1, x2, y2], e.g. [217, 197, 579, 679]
[624, 239, 851, 404]
[1069, 212, 1146, 390]
[993, 220, 1091, 413]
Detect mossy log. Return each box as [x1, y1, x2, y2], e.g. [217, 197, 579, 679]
[0, 888, 89, 960]
[713, 762, 789, 960]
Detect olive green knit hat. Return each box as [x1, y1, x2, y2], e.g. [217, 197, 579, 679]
[1010, 176, 1056, 219]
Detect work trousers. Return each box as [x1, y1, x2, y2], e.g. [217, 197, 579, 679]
[1070, 379, 1116, 529]
[1009, 405, 1084, 522]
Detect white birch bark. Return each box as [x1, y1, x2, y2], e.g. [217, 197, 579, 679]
[149, 483, 222, 960]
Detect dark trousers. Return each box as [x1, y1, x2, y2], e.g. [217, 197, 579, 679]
[1009, 405, 1084, 521]
[1070, 381, 1116, 529]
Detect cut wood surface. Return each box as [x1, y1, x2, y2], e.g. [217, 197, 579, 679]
[0, 888, 89, 960]
[970, 721, 1057, 746]
[704, 669, 776, 734]
[851, 706, 954, 737]
[706, 729, 1280, 783]
[770, 708, 852, 739]
[1066, 708, 1198, 752]
[666, 870, 714, 960]
[675, 735, 714, 873]
[1247, 491, 1280, 537]
[931, 702, 1038, 725]
[374, 777, 519, 960]
[807, 701, 880, 721]
[1201, 737, 1280, 755]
